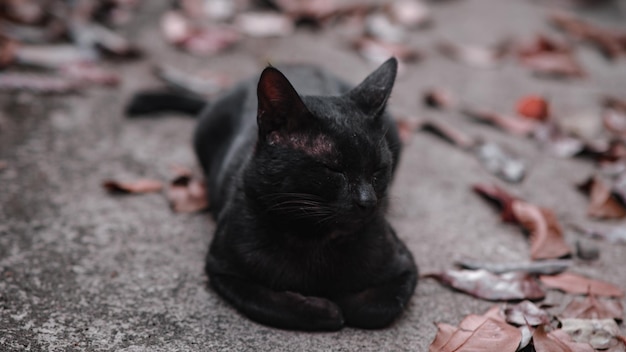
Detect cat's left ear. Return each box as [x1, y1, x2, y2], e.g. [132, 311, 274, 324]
[347, 57, 397, 116]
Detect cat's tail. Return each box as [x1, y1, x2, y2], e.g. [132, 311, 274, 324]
[125, 90, 207, 117]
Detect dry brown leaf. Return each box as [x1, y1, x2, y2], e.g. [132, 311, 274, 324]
[167, 173, 209, 213]
[425, 269, 546, 301]
[423, 88, 456, 110]
[430, 306, 521, 352]
[419, 119, 476, 150]
[0, 73, 79, 94]
[461, 107, 539, 136]
[516, 95, 550, 121]
[577, 176, 626, 219]
[504, 301, 551, 326]
[472, 183, 519, 223]
[103, 179, 164, 194]
[386, 0, 431, 29]
[561, 293, 623, 321]
[533, 325, 595, 352]
[512, 201, 572, 260]
[550, 11, 625, 60]
[540, 272, 624, 297]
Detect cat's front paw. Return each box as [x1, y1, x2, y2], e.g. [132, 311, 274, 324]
[283, 291, 344, 331]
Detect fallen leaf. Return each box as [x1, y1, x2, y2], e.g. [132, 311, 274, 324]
[167, 173, 209, 213]
[540, 272, 624, 297]
[560, 319, 624, 350]
[603, 96, 626, 137]
[512, 201, 572, 260]
[604, 96, 626, 112]
[423, 88, 456, 110]
[533, 325, 595, 352]
[425, 269, 545, 301]
[504, 301, 551, 326]
[430, 306, 522, 352]
[235, 12, 295, 38]
[419, 119, 476, 150]
[472, 183, 519, 222]
[456, 258, 571, 275]
[461, 107, 539, 136]
[272, 0, 372, 24]
[516, 95, 550, 121]
[473, 183, 572, 260]
[161, 10, 240, 55]
[550, 11, 625, 60]
[102, 179, 164, 194]
[475, 142, 526, 183]
[516, 33, 573, 58]
[61, 62, 120, 86]
[577, 176, 626, 219]
[561, 293, 623, 321]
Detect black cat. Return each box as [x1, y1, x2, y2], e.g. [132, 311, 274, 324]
[193, 58, 418, 331]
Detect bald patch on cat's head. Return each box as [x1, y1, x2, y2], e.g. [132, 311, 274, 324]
[268, 132, 335, 158]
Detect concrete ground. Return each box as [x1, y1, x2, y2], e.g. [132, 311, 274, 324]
[1, 0, 625, 351]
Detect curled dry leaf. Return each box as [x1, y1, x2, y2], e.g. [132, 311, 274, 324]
[456, 258, 571, 275]
[603, 97, 626, 137]
[167, 173, 209, 213]
[419, 119, 476, 150]
[512, 201, 572, 260]
[430, 306, 522, 352]
[472, 183, 518, 222]
[516, 95, 550, 121]
[272, 0, 372, 24]
[550, 11, 625, 60]
[425, 269, 545, 301]
[102, 179, 164, 194]
[423, 88, 456, 110]
[561, 293, 623, 321]
[560, 319, 625, 351]
[461, 107, 539, 136]
[475, 142, 526, 183]
[532, 325, 595, 352]
[161, 10, 240, 55]
[577, 176, 626, 219]
[539, 272, 624, 297]
[515, 33, 585, 78]
[504, 300, 551, 326]
[473, 183, 572, 260]
[61, 62, 120, 86]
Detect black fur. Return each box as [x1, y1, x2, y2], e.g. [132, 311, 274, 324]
[194, 58, 417, 331]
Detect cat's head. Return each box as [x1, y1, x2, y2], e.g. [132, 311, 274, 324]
[245, 58, 398, 235]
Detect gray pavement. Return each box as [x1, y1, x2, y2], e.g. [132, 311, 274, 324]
[1, 0, 626, 350]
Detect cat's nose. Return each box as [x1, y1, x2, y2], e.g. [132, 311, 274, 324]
[354, 183, 377, 211]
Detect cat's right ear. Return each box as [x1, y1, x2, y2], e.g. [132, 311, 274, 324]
[257, 66, 310, 140]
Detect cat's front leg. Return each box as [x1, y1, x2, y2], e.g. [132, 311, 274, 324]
[334, 270, 417, 329]
[209, 274, 344, 331]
